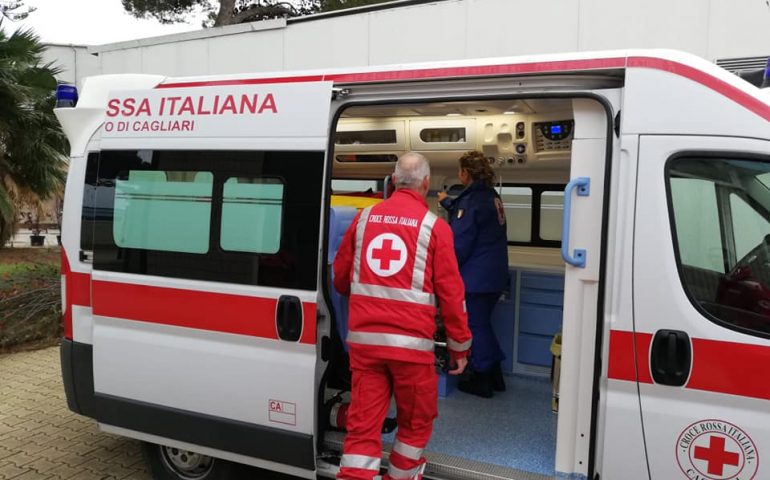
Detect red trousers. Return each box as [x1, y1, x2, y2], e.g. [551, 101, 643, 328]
[337, 353, 438, 480]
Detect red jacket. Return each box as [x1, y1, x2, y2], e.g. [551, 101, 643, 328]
[333, 189, 472, 364]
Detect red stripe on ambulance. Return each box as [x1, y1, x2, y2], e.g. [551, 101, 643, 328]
[61, 249, 92, 340]
[687, 338, 770, 400]
[91, 280, 316, 344]
[154, 56, 769, 123]
[607, 330, 653, 384]
[627, 56, 770, 121]
[322, 57, 627, 83]
[609, 329, 770, 401]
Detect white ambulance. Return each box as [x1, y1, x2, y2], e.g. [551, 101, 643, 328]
[56, 49, 770, 480]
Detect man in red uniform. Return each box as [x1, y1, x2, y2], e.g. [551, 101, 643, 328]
[333, 152, 472, 480]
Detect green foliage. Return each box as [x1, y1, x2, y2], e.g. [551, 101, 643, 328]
[122, 0, 208, 24]
[122, 0, 396, 26]
[318, 0, 392, 12]
[0, 29, 67, 246]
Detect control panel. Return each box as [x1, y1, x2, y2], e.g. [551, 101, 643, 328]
[534, 120, 574, 152]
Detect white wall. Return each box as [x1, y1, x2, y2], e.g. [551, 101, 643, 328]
[42, 44, 99, 85]
[49, 0, 770, 85]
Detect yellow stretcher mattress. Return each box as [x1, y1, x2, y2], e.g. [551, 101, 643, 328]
[330, 195, 382, 209]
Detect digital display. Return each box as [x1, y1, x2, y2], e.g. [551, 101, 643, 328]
[550, 125, 562, 135]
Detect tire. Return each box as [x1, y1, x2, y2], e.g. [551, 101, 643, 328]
[141, 442, 246, 480]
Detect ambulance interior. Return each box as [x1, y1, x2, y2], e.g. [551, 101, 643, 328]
[324, 98, 581, 479]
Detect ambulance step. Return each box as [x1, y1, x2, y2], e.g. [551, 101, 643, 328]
[322, 431, 554, 480]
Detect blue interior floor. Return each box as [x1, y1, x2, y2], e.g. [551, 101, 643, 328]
[383, 375, 557, 476]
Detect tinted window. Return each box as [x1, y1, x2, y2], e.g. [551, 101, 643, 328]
[92, 150, 323, 290]
[501, 184, 565, 247]
[668, 156, 770, 336]
[331, 179, 382, 194]
[221, 177, 283, 254]
[335, 130, 397, 145]
[500, 186, 533, 242]
[80, 152, 100, 253]
[539, 191, 564, 241]
[113, 171, 213, 254]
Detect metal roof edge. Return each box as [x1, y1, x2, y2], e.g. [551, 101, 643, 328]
[87, 17, 287, 55]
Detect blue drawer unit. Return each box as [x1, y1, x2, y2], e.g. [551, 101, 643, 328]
[517, 333, 555, 366]
[517, 271, 564, 367]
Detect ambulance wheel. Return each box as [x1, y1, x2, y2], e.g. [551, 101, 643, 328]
[142, 442, 244, 480]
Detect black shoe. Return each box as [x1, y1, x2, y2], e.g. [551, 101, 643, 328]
[491, 363, 506, 392]
[382, 417, 397, 434]
[458, 370, 493, 398]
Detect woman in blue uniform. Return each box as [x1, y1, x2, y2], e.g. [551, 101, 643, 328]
[439, 150, 508, 398]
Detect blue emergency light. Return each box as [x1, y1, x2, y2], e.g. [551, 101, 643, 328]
[56, 83, 78, 108]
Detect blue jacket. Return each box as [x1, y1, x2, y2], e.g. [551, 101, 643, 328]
[440, 181, 509, 293]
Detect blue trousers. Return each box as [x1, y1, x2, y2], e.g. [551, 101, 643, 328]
[466, 293, 505, 373]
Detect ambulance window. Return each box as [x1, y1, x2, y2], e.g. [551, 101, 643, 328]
[539, 191, 564, 241]
[332, 179, 381, 194]
[80, 152, 99, 253]
[420, 128, 465, 143]
[335, 130, 397, 145]
[92, 150, 323, 290]
[669, 177, 725, 272]
[500, 186, 533, 242]
[668, 156, 770, 337]
[113, 171, 213, 254]
[729, 193, 768, 262]
[220, 177, 283, 254]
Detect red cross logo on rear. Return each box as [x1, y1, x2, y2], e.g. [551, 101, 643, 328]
[693, 436, 740, 476]
[372, 239, 402, 270]
[366, 233, 407, 277]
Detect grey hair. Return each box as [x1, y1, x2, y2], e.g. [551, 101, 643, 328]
[393, 152, 430, 189]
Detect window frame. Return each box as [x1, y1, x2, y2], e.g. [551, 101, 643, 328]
[502, 183, 566, 248]
[112, 170, 216, 255]
[219, 175, 286, 255]
[89, 149, 324, 291]
[331, 178, 385, 195]
[665, 151, 770, 340]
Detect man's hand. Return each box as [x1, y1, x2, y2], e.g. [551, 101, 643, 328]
[437, 191, 448, 202]
[448, 356, 467, 375]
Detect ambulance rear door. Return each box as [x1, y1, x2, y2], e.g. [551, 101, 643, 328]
[86, 80, 332, 478]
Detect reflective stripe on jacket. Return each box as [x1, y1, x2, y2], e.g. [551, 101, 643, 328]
[333, 189, 472, 364]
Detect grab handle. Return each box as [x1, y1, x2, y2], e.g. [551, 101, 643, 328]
[561, 177, 590, 268]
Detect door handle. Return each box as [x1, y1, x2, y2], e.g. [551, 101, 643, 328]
[561, 177, 590, 268]
[276, 295, 303, 342]
[650, 329, 691, 386]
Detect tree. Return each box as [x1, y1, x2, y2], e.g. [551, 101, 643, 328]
[122, 0, 393, 27]
[0, 28, 68, 246]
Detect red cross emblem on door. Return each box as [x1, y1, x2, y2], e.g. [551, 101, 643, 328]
[366, 233, 407, 277]
[693, 436, 740, 476]
[676, 420, 757, 480]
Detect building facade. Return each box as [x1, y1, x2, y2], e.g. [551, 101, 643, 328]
[50, 0, 770, 87]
